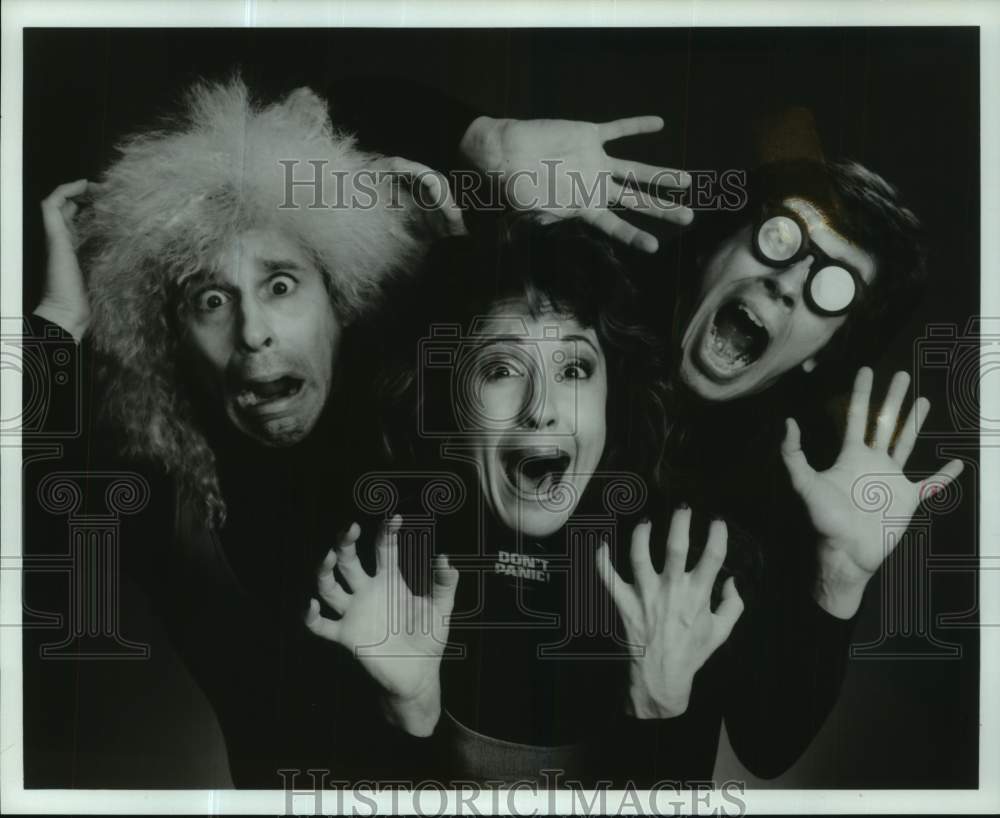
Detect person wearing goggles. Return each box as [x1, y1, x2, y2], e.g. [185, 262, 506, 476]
[752, 203, 868, 317]
[676, 158, 925, 403]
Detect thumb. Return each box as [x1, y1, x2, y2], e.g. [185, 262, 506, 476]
[409, 168, 466, 238]
[431, 553, 459, 610]
[781, 417, 816, 495]
[711, 577, 744, 645]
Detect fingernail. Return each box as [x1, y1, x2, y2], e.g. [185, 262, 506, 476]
[678, 502, 690, 510]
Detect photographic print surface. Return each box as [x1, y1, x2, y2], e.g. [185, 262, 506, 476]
[3, 4, 996, 815]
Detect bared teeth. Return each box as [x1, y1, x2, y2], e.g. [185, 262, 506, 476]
[706, 299, 770, 374]
[738, 303, 765, 329]
[236, 390, 261, 408]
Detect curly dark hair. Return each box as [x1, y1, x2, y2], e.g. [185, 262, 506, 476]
[367, 216, 674, 496]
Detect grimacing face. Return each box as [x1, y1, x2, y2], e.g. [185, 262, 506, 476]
[180, 228, 341, 446]
[678, 198, 876, 401]
[462, 298, 608, 538]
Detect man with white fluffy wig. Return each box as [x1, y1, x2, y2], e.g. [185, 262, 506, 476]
[39, 76, 459, 524]
[31, 76, 463, 784]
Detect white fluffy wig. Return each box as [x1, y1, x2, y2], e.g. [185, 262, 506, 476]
[82, 77, 427, 526]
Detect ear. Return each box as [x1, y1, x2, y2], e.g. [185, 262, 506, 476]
[801, 357, 818, 374]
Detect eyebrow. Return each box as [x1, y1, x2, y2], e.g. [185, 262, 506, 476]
[262, 258, 307, 274]
[560, 333, 601, 355]
[470, 332, 601, 355]
[177, 270, 225, 295]
[805, 223, 873, 277]
[782, 202, 871, 274]
[178, 257, 307, 289]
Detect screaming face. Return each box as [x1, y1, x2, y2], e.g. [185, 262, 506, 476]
[679, 198, 876, 401]
[462, 299, 608, 538]
[180, 228, 341, 446]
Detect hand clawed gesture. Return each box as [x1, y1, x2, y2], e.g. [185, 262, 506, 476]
[781, 367, 964, 618]
[596, 508, 743, 719]
[305, 514, 459, 735]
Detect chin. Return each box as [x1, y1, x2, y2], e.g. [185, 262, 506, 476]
[679, 356, 780, 402]
[677, 356, 740, 402]
[482, 445, 586, 537]
[509, 506, 571, 538]
[228, 404, 322, 447]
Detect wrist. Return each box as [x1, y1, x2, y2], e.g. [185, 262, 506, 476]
[813, 577, 866, 619]
[626, 671, 690, 720]
[381, 683, 441, 737]
[33, 303, 89, 343]
[813, 545, 870, 619]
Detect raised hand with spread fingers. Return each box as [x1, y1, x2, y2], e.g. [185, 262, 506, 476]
[781, 367, 964, 619]
[459, 115, 693, 254]
[305, 514, 459, 736]
[596, 507, 744, 719]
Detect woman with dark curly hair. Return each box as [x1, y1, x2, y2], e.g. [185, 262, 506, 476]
[306, 217, 744, 785]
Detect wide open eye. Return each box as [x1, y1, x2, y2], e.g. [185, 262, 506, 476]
[480, 356, 526, 383]
[809, 265, 857, 314]
[757, 215, 802, 262]
[560, 360, 593, 381]
[267, 274, 297, 297]
[456, 345, 538, 431]
[194, 288, 232, 313]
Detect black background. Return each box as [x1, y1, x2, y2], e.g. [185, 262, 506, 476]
[22, 27, 980, 788]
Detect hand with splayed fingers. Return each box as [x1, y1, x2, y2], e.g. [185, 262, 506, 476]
[596, 508, 744, 719]
[305, 515, 459, 736]
[781, 367, 964, 619]
[459, 115, 693, 254]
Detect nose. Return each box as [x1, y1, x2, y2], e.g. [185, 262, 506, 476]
[763, 255, 813, 309]
[237, 297, 274, 351]
[522, 371, 562, 431]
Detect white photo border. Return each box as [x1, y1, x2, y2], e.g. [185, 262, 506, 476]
[2, 0, 997, 814]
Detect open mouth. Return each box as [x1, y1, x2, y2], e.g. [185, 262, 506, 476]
[701, 298, 770, 377]
[233, 375, 304, 410]
[501, 447, 572, 497]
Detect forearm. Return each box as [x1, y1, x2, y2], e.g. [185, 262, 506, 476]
[600, 701, 719, 788]
[724, 591, 857, 778]
[369, 691, 450, 783]
[327, 75, 483, 175]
